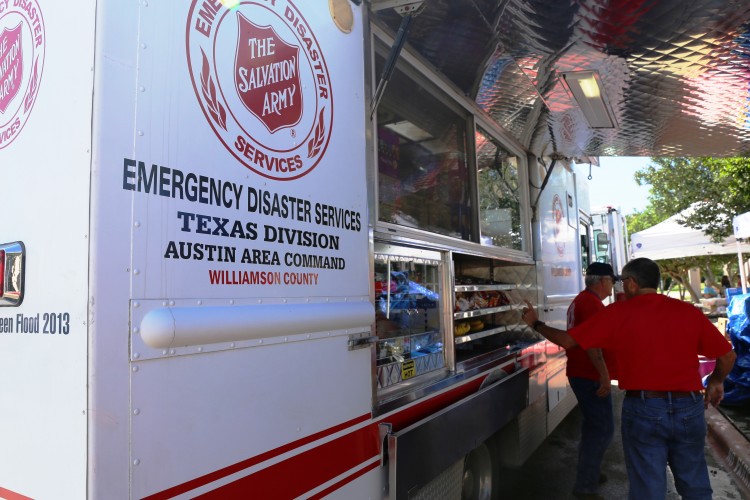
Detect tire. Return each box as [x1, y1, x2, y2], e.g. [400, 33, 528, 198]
[461, 440, 501, 500]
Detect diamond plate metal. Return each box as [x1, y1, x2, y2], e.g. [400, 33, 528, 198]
[375, 0, 750, 158]
[408, 458, 464, 500]
[377, 351, 445, 389]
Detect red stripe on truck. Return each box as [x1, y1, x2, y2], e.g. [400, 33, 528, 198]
[194, 425, 380, 498]
[143, 413, 373, 500]
[308, 460, 381, 500]
[0, 487, 34, 500]
[145, 371, 497, 498]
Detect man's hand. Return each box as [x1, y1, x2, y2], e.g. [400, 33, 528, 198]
[705, 377, 724, 408]
[596, 375, 612, 397]
[521, 300, 538, 326]
[705, 349, 737, 408]
[520, 301, 578, 349]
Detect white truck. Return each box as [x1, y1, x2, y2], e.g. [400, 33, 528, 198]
[1, 1, 592, 498]
[591, 207, 630, 277]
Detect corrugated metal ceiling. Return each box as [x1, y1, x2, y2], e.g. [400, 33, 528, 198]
[373, 0, 750, 159]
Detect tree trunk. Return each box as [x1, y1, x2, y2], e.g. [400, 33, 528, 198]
[683, 272, 700, 303]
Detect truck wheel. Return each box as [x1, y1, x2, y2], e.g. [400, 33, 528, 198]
[461, 441, 498, 500]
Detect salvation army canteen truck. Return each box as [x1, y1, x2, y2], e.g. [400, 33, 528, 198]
[0, 0, 594, 498]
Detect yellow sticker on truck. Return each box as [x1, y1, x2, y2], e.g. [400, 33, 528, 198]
[401, 359, 416, 380]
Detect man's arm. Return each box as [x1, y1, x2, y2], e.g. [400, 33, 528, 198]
[586, 348, 612, 397]
[521, 300, 578, 349]
[705, 349, 737, 408]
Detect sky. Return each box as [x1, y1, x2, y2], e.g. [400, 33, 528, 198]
[586, 156, 653, 215]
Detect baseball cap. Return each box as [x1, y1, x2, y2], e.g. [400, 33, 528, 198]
[586, 262, 618, 280]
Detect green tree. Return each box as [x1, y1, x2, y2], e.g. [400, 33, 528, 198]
[655, 255, 736, 302]
[625, 205, 664, 235]
[624, 157, 750, 303]
[634, 157, 750, 242]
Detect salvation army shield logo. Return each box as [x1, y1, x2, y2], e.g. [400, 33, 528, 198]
[0, 24, 22, 114]
[0, 2, 44, 150]
[186, 0, 333, 181]
[235, 14, 302, 133]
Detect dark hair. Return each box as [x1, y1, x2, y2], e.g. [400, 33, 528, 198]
[721, 275, 731, 288]
[621, 258, 661, 289]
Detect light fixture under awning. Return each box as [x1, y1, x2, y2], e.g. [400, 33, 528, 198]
[384, 120, 434, 142]
[562, 71, 616, 129]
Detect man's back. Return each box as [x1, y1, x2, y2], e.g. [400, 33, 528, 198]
[572, 293, 729, 391]
[566, 289, 616, 379]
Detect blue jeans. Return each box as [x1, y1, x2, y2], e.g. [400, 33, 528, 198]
[621, 393, 712, 500]
[568, 377, 615, 494]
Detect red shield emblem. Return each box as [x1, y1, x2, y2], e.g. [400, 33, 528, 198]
[235, 13, 302, 133]
[0, 23, 23, 114]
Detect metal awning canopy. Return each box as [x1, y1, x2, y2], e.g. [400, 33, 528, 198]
[371, 0, 750, 160]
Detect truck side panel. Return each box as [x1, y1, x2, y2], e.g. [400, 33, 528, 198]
[88, 0, 141, 497]
[0, 1, 96, 498]
[535, 164, 584, 327]
[89, 1, 371, 497]
[129, 337, 373, 498]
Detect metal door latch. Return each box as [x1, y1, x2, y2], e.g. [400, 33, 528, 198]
[348, 334, 378, 350]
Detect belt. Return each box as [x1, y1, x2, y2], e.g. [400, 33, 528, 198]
[625, 390, 699, 399]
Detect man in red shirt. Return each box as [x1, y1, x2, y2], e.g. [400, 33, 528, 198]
[566, 262, 618, 499]
[522, 258, 735, 500]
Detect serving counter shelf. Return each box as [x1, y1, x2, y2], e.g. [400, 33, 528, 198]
[454, 325, 507, 344]
[453, 304, 522, 320]
[453, 323, 529, 344]
[454, 283, 533, 293]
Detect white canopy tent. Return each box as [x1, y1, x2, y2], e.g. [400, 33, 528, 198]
[631, 210, 750, 261]
[630, 207, 750, 295]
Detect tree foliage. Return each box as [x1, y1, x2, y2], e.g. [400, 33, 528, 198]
[625, 205, 663, 235]
[654, 255, 736, 302]
[633, 157, 750, 242]
[623, 157, 750, 302]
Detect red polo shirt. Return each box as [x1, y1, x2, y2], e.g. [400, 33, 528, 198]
[566, 289, 618, 380]
[570, 293, 731, 391]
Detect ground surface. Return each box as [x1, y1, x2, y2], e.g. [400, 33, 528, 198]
[498, 389, 744, 499]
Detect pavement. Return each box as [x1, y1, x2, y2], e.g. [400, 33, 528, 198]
[708, 405, 750, 499]
[498, 388, 750, 499]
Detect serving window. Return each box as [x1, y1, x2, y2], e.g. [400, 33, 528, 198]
[373, 45, 528, 254]
[375, 55, 472, 241]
